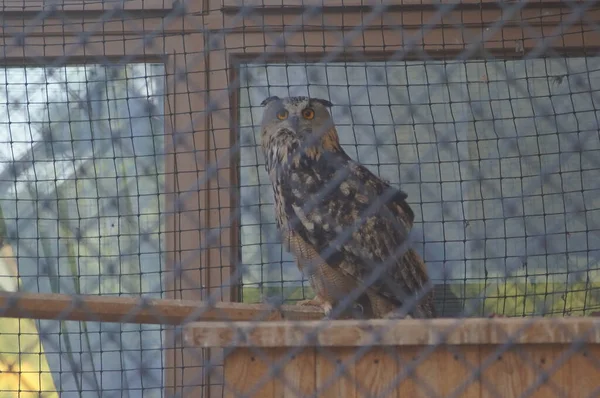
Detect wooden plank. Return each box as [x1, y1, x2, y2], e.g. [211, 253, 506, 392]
[282, 348, 316, 397]
[310, 346, 479, 398]
[480, 344, 600, 398]
[1, 0, 175, 12]
[480, 344, 560, 398]
[222, 0, 588, 9]
[223, 348, 283, 398]
[562, 345, 600, 397]
[316, 347, 357, 398]
[0, 292, 323, 325]
[398, 345, 481, 398]
[354, 347, 400, 398]
[185, 317, 600, 347]
[214, 8, 600, 31]
[223, 347, 315, 398]
[394, 347, 425, 397]
[222, 344, 600, 398]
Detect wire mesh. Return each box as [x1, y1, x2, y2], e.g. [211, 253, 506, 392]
[1, 0, 600, 397]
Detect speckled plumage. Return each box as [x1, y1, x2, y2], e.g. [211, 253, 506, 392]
[260, 95, 436, 319]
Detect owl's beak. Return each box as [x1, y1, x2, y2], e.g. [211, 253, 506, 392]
[289, 115, 300, 132]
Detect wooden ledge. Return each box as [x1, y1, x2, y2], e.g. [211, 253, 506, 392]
[0, 292, 324, 324]
[184, 317, 600, 348]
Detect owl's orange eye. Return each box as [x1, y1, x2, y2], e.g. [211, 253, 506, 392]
[302, 108, 315, 120]
[276, 109, 288, 120]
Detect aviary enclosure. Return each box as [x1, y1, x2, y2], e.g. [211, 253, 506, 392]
[0, 1, 599, 397]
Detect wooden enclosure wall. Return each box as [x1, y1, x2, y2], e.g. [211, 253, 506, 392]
[222, 344, 599, 397]
[185, 317, 600, 398]
[205, 3, 600, 395]
[2, 1, 600, 398]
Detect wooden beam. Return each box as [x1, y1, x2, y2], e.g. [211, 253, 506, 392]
[0, 292, 323, 324]
[185, 317, 600, 348]
[221, 0, 585, 10]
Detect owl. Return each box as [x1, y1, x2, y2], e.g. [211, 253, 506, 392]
[259, 95, 436, 319]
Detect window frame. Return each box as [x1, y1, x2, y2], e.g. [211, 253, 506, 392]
[204, 5, 600, 395]
[1, 6, 208, 397]
[221, 1, 600, 303]
[1, 0, 178, 12]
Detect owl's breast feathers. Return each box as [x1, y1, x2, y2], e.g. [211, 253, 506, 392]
[267, 133, 429, 308]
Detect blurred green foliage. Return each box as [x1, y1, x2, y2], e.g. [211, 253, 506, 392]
[241, 279, 600, 317]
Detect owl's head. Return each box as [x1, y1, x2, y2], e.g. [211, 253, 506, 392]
[259, 96, 341, 154]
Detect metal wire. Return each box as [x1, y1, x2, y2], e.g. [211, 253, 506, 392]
[1, 1, 600, 397]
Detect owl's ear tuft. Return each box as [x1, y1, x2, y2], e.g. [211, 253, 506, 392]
[261, 96, 280, 106]
[311, 98, 333, 108]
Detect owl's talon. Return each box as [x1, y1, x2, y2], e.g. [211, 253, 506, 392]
[297, 297, 335, 319]
[296, 298, 323, 307]
[383, 309, 412, 320]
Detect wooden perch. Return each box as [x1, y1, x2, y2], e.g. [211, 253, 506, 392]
[185, 317, 600, 347]
[0, 291, 324, 324]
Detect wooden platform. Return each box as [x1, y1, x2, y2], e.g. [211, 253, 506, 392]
[185, 317, 600, 398]
[3, 292, 600, 396]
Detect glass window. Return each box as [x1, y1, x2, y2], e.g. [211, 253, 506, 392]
[0, 63, 166, 397]
[238, 60, 600, 313]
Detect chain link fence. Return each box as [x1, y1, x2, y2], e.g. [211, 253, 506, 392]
[1, 0, 600, 397]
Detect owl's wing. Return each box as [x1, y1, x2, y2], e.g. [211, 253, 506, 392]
[284, 151, 427, 306]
